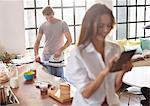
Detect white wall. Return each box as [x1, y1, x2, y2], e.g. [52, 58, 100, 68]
[95, 0, 113, 10]
[0, 0, 25, 55]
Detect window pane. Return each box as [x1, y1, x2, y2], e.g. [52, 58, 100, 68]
[145, 30, 150, 37]
[137, 0, 145, 5]
[75, 8, 85, 25]
[53, 8, 62, 19]
[117, 0, 126, 5]
[145, 22, 150, 37]
[128, 23, 136, 38]
[23, 0, 34, 8]
[69, 26, 75, 43]
[75, 25, 81, 42]
[137, 23, 144, 37]
[25, 29, 36, 48]
[137, 7, 145, 21]
[37, 9, 45, 27]
[117, 24, 126, 39]
[146, 0, 150, 5]
[146, 6, 150, 21]
[112, 0, 116, 5]
[117, 7, 127, 22]
[86, 0, 95, 8]
[63, 8, 73, 25]
[63, 0, 73, 7]
[75, 0, 85, 6]
[113, 7, 116, 20]
[127, 0, 136, 5]
[24, 10, 35, 28]
[50, 0, 61, 7]
[128, 7, 136, 22]
[36, 0, 48, 8]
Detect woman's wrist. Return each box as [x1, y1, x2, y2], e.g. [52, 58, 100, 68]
[101, 67, 110, 77]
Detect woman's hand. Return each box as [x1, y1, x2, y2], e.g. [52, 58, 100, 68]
[101, 55, 119, 76]
[107, 55, 119, 72]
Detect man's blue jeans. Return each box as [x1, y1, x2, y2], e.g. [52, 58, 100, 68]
[45, 65, 64, 78]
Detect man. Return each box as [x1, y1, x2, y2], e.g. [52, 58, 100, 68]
[34, 6, 72, 78]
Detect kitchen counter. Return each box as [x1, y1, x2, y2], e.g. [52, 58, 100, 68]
[7, 62, 72, 106]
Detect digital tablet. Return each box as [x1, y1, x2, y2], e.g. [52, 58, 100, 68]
[110, 49, 136, 72]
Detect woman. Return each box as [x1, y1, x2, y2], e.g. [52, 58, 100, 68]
[66, 3, 132, 106]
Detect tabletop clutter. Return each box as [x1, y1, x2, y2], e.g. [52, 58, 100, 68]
[24, 67, 73, 103]
[0, 62, 9, 84]
[34, 80, 72, 102]
[0, 61, 73, 104]
[23, 69, 36, 81]
[48, 82, 72, 103]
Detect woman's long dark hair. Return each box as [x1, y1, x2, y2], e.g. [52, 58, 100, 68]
[77, 3, 115, 48]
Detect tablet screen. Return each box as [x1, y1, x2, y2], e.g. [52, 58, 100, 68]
[110, 49, 136, 72]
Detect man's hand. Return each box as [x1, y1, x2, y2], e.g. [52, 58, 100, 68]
[54, 47, 63, 58]
[35, 55, 41, 62]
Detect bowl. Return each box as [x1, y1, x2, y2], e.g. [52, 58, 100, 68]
[24, 71, 34, 80]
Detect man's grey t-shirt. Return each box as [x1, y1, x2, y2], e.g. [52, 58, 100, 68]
[39, 20, 70, 58]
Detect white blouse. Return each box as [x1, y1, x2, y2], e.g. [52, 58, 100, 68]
[66, 41, 121, 106]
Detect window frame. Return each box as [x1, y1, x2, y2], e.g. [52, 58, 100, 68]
[113, 0, 150, 40]
[24, 0, 87, 49]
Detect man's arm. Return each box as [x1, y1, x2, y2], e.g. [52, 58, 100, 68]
[54, 31, 72, 58]
[62, 31, 72, 50]
[34, 32, 43, 62]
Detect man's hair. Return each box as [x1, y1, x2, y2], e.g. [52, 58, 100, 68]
[42, 6, 54, 15]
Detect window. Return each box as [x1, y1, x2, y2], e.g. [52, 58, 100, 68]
[113, 0, 150, 40]
[24, 0, 87, 49]
[24, 0, 150, 48]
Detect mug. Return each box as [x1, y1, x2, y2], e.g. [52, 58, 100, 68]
[39, 83, 48, 96]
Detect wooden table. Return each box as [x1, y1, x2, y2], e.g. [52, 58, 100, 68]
[8, 62, 72, 106]
[123, 66, 150, 88]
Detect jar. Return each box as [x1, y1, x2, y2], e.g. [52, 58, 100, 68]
[40, 83, 48, 96]
[9, 65, 19, 88]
